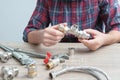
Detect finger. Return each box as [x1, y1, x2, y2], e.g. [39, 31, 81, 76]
[84, 29, 100, 35]
[43, 39, 58, 47]
[51, 23, 68, 30]
[44, 33, 63, 41]
[78, 39, 95, 47]
[45, 28, 64, 37]
[78, 39, 89, 45]
[79, 38, 101, 50]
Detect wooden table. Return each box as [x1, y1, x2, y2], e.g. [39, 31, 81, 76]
[0, 42, 120, 80]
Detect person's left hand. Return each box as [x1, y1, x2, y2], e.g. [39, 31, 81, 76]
[78, 29, 107, 50]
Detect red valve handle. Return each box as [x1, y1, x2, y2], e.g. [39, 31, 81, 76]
[43, 52, 52, 64]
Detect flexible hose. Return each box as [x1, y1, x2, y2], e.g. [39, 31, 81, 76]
[49, 66, 110, 80]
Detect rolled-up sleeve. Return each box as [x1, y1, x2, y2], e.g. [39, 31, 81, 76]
[23, 0, 50, 42]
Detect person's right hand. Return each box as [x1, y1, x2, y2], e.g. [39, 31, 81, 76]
[41, 23, 66, 46]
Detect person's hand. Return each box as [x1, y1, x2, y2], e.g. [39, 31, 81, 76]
[78, 29, 108, 50]
[41, 23, 67, 46]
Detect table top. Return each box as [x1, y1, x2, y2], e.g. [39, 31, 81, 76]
[0, 42, 120, 80]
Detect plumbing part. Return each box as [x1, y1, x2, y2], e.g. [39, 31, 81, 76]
[0, 43, 36, 65]
[0, 51, 12, 63]
[27, 63, 37, 78]
[44, 52, 69, 69]
[12, 52, 37, 78]
[0, 43, 46, 59]
[14, 48, 46, 59]
[0, 43, 69, 61]
[1, 66, 19, 80]
[68, 47, 75, 57]
[11, 50, 37, 78]
[44, 52, 52, 64]
[49, 66, 110, 80]
[44, 52, 69, 64]
[46, 58, 65, 69]
[58, 24, 91, 39]
[12, 52, 36, 65]
[0, 43, 14, 52]
[52, 53, 69, 60]
[0, 43, 13, 62]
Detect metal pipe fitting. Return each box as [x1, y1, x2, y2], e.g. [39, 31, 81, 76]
[1, 66, 19, 80]
[0, 51, 12, 63]
[46, 58, 60, 69]
[12, 52, 36, 65]
[44, 52, 69, 69]
[49, 66, 110, 80]
[68, 47, 75, 57]
[58, 24, 91, 39]
[58, 24, 69, 33]
[27, 63, 37, 78]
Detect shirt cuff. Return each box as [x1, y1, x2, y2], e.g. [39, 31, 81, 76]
[23, 28, 37, 42]
[111, 25, 120, 31]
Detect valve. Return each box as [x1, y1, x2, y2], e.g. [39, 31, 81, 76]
[43, 52, 69, 69]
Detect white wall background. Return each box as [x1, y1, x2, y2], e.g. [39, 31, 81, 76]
[0, 0, 36, 42]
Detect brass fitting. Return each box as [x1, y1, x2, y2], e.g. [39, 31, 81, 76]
[27, 63, 37, 78]
[46, 58, 60, 69]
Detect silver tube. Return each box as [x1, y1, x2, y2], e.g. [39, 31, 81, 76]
[14, 48, 46, 59]
[12, 52, 36, 65]
[49, 66, 110, 80]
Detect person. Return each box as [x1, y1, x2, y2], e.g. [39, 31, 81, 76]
[23, 0, 120, 50]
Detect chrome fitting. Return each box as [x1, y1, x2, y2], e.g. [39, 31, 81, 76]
[58, 24, 70, 33]
[1, 66, 19, 80]
[68, 47, 75, 56]
[49, 67, 67, 79]
[27, 63, 37, 78]
[0, 51, 12, 63]
[46, 58, 60, 69]
[58, 24, 91, 39]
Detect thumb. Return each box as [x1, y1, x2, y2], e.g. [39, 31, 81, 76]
[51, 23, 68, 30]
[84, 29, 99, 35]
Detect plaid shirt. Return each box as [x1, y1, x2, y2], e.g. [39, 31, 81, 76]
[23, 0, 120, 42]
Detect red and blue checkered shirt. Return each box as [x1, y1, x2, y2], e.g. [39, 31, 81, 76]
[23, 0, 120, 42]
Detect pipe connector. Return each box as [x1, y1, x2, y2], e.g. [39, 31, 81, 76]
[27, 63, 37, 78]
[68, 47, 75, 57]
[1, 66, 19, 80]
[44, 52, 68, 69]
[58, 24, 91, 39]
[46, 58, 61, 69]
[0, 51, 12, 63]
[58, 24, 69, 33]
